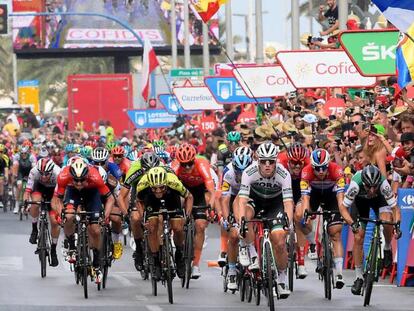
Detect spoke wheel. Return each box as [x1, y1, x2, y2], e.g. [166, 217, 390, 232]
[264, 242, 275, 311]
[184, 223, 194, 289]
[323, 233, 332, 300]
[39, 221, 47, 278]
[288, 234, 295, 292]
[163, 234, 174, 304]
[80, 230, 89, 299]
[364, 237, 378, 306]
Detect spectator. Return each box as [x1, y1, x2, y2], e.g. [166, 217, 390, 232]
[2, 117, 20, 138]
[106, 120, 115, 143]
[318, 0, 339, 37]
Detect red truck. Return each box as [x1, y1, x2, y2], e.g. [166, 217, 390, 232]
[67, 74, 134, 135]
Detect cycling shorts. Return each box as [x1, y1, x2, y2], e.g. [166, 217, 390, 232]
[309, 189, 342, 227]
[63, 186, 103, 222]
[351, 194, 391, 229]
[187, 184, 208, 220]
[247, 191, 285, 231]
[141, 188, 184, 220]
[32, 183, 55, 210]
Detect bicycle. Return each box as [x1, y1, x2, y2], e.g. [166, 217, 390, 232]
[63, 209, 101, 299]
[358, 217, 400, 307]
[287, 225, 298, 292]
[25, 199, 52, 278]
[241, 211, 289, 311]
[182, 205, 208, 289]
[304, 208, 339, 300]
[145, 201, 181, 304]
[18, 179, 29, 221]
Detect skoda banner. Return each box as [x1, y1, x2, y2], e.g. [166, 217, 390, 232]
[339, 29, 399, 77]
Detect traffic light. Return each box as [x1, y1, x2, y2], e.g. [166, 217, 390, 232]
[0, 4, 7, 35]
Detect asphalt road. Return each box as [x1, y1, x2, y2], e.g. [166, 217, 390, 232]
[0, 211, 413, 311]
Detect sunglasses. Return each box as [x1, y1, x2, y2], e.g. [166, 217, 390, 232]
[151, 185, 167, 193]
[183, 161, 194, 168]
[313, 165, 328, 172]
[113, 155, 123, 159]
[259, 159, 276, 165]
[73, 178, 86, 184]
[39, 171, 51, 177]
[353, 121, 360, 126]
[95, 161, 107, 166]
[289, 160, 304, 167]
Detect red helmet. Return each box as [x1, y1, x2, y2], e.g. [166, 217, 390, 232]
[166, 145, 177, 159]
[112, 146, 125, 156]
[84, 140, 97, 149]
[287, 143, 307, 162]
[22, 140, 33, 148]
[176, 144, 196, 163]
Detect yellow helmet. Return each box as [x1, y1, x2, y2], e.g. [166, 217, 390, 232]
[147, 167, 167, 187]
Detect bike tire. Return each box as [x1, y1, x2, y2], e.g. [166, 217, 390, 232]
[264, 242, 275, 311]
[364, 236, 378, 307]
[246, 276, 253, 303]
[81, 230, 89, 299]
[101, 229, 108, 289]
[240, 273, 246, 302]
[184, 223, 194, 289]
[164, 234, 174, 304]
[19, 206, 23, 221]
[39, 220, 47, 278]
[323, 232, 332, 300]
[151, 265, 157, 296]
[288, 232, 295, 292]
[254, 277, 261, 306]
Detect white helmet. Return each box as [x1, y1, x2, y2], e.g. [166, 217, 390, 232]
[256, 142, 279, 160]
[36, 158, 55, 174]
[92, 147, 109, 163]
[69, 158, 89, 179]
[97, 165, 108, 183]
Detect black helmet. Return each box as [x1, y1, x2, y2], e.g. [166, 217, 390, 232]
[141, 152, 160, 170]
[361, 165, 382, 187]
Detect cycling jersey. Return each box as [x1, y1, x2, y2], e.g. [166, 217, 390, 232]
[14, 154, 36, 179]
[277, 151, 310, 179]
[221, 163, 243, 197]
[54, 165, 111, 198]
[343, 171, 396, 208]
[172, 157, 215, 191]
[216, 145, 232, 171]
[110, 157, 131, 178]
[26, 165, 61, 192]
[300, 162, 345, 195]
[238, 161, 293, 201]
[123, 160, 175, 190]
[136, 171, 189, 198]
[0, 154, 10, 173]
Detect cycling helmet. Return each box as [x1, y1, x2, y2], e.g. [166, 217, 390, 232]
[92, 147, 109, 163]
[287, 143, 307, 162]
[361, 165, 382, 187]
[84, 140, 97, 149]
[97, 166, 108, 183]
[106, 142, 117, 151]
[127, 149, 140, 162]
[80, 146, 93, 159]
[38, 147, 49, 159]
[227, 131, 241, 143]
[141, 152, 160, 170]
[310, 148, 330, 168]
[153, 140, 166, 148]
[65, 144, 75, 153]
[147, 167, 167, 187]
[22, 140, 33, 148]
[233, 147, 253, 171]
[69, 158, 89, 179]
[154, 145, 166, 156]
[123, 145, 132, 156]
[256, 142, 279, 160]
[112, 146, 125, 157]
[176, 144, 196, 163]
[0, 144, 5, 152]
[45, 141, 55, 149]
[36, 158, 55, 174]
[20, 146, 30, 154]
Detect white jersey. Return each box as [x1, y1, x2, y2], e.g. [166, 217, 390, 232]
[26, 165, 61, 191]
[239, 161, 293, 201]
[210, 167, 219, 191]
[221, 163, 242, 197]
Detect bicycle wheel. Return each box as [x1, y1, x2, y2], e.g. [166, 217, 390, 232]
[287, 232, 295, 292]
[246, 276, 253, 303]
[364, 236, 378, 306]
[80, 229, 89, 299]
[184, 222, 194, 289]
[163, 234, 174, 304]
[101, 229, 109, 289]
[38, 220, 47, 278]
[151, 264, 157, 296]
[19, 204, 23, 221]
[254, 275, 261, 306]
[240, 273, 246, 302]
[323, 232, 332, 300]
[264, 242, 275, 311]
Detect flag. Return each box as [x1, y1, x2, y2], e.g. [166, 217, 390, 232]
[396, 31, 414, 88]
[141, 39, 159, 102]
[371, 1, 414, 32]
[191, 0, 228, 23]
[372, 1, 414, 88]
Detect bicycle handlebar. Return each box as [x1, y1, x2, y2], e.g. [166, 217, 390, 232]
[24, 200, 51, 206]
[304, 209, 340, 221]
[358, 217, 398, 227]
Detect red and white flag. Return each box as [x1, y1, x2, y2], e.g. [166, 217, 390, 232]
[141, 39, 159, 102]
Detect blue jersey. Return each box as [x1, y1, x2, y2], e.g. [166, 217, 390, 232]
[107, 162, 123, 180]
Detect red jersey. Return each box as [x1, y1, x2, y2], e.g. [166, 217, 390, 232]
[54, 165, 111, 198]
[109, 157, 131, 176]
[300, 162, 345, 195]
[277, 151, 310, 179]
[171, 157, 215, 191]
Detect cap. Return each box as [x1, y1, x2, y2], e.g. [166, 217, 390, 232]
[400, 132, 414, 143]
[373, 124, 386, 136]
[346, 19, 359, 30]
[314, 98, 326, 105]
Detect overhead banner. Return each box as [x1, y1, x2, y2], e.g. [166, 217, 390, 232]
[127, 109, 176, 129]
[233, 65, 295, 98]
[17, 80, 40, 114]
[204, 76, 273, 104]
[339, 29, 399, 77]
[173, 86, 223, 110]
[276, 50, 376, 88]
[158, 94, 201, 115]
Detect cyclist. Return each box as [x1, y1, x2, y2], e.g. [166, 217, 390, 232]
[12, 146, 36, 213]
[238, 142, 294, 298]
[298, 148, 346, 289]
[0, 144, 10, 209]
[63, 144, 77, 166]
[110, 146, 131, 180]
[172, 143, 216, 279]
[136, 167, 193, 279]
[118, 152, 161, 271]
[338, 165, 401, 295]
[221, 146, 253, 290]
[52, 158, 115, 282]
[153, 140, 171, 165]
[279, 142, 311, 278]
[216, 131, 242, 177]
[24, 158, 61, 266]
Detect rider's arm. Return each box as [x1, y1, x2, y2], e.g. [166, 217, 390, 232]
[183, 192, 193, 217]
[380, 179, 400, 223]
[237, 170, 251, 223]
[117, 186, 130, 216]
[281, 167, 294, 225]
[339, 179, 360, 225]
[196, 160, 216, 207]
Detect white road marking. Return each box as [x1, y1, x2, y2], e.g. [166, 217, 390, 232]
[146, 305, 163, 311]
[0, 256, 23, 271]
[112, 274, 135, 287]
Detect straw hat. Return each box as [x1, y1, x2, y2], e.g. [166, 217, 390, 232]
[388, 105, 408, 118]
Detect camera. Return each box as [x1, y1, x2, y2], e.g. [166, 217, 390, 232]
[288, 91, 297, 99]
[307, 36, 323, 45]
